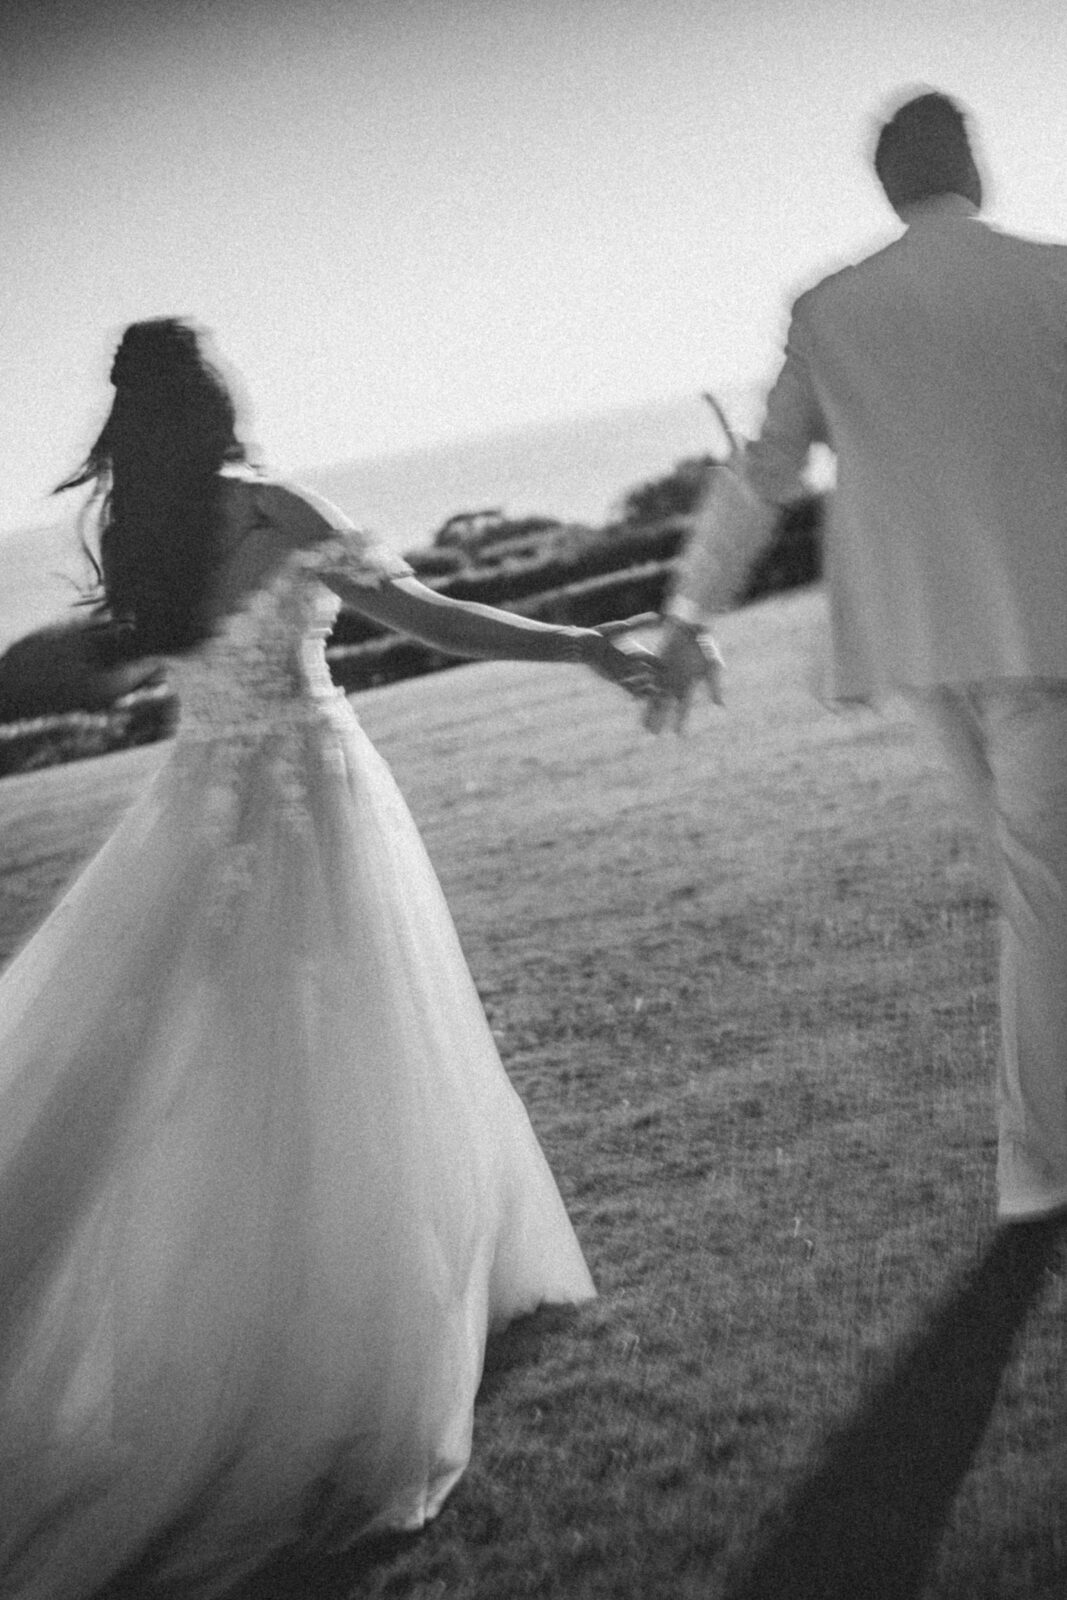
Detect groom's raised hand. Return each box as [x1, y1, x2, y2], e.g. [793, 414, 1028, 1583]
[643, 619, 724, 734]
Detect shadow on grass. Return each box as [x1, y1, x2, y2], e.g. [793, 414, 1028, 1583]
[726, 1215, 1067, 1600]
[478, 1300, 587, 1403]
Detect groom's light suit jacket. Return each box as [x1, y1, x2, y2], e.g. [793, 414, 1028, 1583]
[677, 194, 1067, 701]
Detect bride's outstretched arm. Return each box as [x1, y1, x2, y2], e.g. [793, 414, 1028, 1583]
[247, 476, 658, 694]
[327, 571, 659, 696]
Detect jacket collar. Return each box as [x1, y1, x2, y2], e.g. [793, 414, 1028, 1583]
[898, 193, 980, 230]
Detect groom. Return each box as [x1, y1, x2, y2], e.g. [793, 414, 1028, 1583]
[650, 89, 1067, 1224]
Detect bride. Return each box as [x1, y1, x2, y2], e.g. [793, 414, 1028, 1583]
[0, 318, 658, 1599]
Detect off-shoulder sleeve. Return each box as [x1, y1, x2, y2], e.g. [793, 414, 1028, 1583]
[251, 477, 414, 589]
[297, 531, 414, 588]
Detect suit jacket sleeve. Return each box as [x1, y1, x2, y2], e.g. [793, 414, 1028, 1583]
[670, 297, 826, 622]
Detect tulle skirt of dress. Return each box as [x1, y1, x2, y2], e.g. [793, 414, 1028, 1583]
[0, 694, 594, 1599]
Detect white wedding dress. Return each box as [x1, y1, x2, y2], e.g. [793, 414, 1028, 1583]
[0, 489, 594, 1599]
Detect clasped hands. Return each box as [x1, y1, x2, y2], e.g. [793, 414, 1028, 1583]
[581, 614, 724, 733]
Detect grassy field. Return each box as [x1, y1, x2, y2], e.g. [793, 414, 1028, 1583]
[2, 587, 1065, 1599]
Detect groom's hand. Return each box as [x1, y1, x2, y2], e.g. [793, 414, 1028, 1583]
[643, 618, 724, 734]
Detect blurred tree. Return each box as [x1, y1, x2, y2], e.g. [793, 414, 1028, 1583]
[616, 454, 715, 528]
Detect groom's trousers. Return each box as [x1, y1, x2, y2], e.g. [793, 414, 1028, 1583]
[911, 682, 1067, 1220]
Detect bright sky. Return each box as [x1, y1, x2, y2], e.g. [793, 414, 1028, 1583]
[3, 0, 1066, 533]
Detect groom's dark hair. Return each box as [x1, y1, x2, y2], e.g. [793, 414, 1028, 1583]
[874, 90, 982, 212]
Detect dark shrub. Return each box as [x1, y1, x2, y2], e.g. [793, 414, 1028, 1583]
[326, 634, 457, 694]
[435, 523, 686, 608]
[0, 618, 164, 721]
[402, 546, 465, 580]
[0, 685, 178, 777]
[742, 496, 823, 603]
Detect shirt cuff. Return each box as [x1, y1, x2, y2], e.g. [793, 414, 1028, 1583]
[664, 594, 710, 627]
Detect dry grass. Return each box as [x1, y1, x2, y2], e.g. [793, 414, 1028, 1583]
[2, 587, 1065, 1599]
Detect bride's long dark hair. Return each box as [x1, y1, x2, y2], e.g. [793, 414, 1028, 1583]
[56, 318, 248, 655]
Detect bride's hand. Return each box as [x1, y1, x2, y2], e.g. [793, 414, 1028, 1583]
[575, 616, 664, 700]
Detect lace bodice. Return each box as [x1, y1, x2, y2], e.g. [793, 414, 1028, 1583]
[169, 534, 407, 742]
[164, 514, 412, 927]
